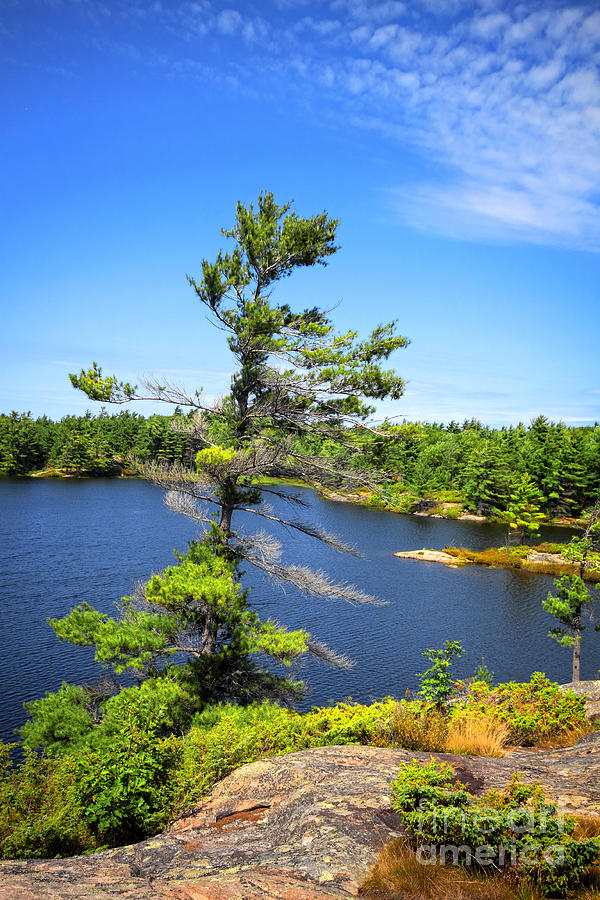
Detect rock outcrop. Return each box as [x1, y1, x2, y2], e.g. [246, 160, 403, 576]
[393, 548, 460, 566]
[560, 680, 600, 721]
[2, 743, 600, 899]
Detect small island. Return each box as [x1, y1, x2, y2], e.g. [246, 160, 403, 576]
[395, 542, 600, 583]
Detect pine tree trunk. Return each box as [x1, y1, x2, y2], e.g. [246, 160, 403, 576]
[201, 613, 217, 654]
[220, 504, 233, 534]
[572, 607, 582, 683]
[195, 499, 234, 655]
[572, 544, 587, 683]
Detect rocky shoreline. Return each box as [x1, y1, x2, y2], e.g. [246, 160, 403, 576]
[2, 741, 599, 900]
[14, 473, 583, 530]
[393, 546, 600, 581]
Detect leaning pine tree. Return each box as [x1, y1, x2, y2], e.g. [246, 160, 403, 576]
[543, 501, 600, 683]
[58, 192, 409, 709]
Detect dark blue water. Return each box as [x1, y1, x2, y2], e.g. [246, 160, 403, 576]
[1, 478, 597, 743]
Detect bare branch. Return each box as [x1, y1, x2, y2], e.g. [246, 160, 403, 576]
[165, 490, 214, 525]
[254, 487, 309, 508]
[110, 374, 219, 413]
[238, 552, 383, 605]
[306, 639, 356, 669]
[236, 506, 360, 555]
[235, 529, 282, 566]
[137, 460, 220, 499]
[169, 412, 217, 448]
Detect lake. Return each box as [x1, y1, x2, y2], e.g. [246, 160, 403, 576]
[1, 478, 598, 743]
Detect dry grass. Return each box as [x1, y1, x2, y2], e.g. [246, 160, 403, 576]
[536, 724, 594, 749]
[575, 865, 600, 900]
[574, 816, 600, 841]
[444, 546, 524, 569]
[393, 702, 449, 752]
[443, 544, 600, 583]
[359, 839, 544, 900]
[445, 715, 510, 757]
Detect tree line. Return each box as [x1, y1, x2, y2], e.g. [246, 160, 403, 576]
[0, 409, 193, 476]
[331, 415, 600, 519]
[2, 408, 599, 519]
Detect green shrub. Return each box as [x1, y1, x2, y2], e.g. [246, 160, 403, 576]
[368, 484, 418, 514]
[92, 676, 193, 747]
[418, 640, 465, 704]
[2, 682, 191, 855]
[440, 504, 463, 519]
[301, 698, 398, 747]
[175, 699, 399, 813]
[77, 693, 183, 845]
[391, 758, 600, 896]
[455, 673, 588, 746]
[20, 682, 94, 754]
[393, 700, 449, 751]
[474, 657, 495, 689]
[0, 742, 97, 859]
[433, 489, 464, 504]
[536, 543, 568, 555]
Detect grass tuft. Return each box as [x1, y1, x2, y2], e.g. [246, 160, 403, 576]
[359, 839, 544, 899]
[445, 715, 509, 757]
[393, 701, 448, 752]
[574, 817, 600, 841]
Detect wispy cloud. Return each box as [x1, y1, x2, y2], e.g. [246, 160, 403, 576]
[301, 0, 600, 249]
[12, 0, 599, 250]
[164, 0, 600, 250]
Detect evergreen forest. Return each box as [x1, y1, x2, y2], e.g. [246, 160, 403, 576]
[2, 409, 598, 521]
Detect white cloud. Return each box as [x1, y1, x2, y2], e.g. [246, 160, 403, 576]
[311, 0, 600, 249]
[333, 0, 406, 26]
[369, 23, 398, 49]
[216, 8, 242, 35]
[471, 12, 511, 40]
[64, 0, 600, 251]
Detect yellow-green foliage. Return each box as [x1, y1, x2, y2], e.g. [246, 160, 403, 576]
[536, 542, 569, 554]
[173, 699, 398, 811]
[0, 743, 97, 859]
[443, 545, 600, 583]
[393, 700, 449, 751]
[445, 546, 528, 569]
[250, 619, 309, 663]
[453, 673, 589, 747]
[438, 504, 464, 519]
[196, 446, 236, 468]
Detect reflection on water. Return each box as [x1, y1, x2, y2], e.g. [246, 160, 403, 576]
[0, 478, 597, 741]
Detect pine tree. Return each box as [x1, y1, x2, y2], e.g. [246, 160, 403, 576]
[65, 192, 409, 702]
[501, 473, 546, 543]
[543, 503, 600, 682]
[462, 440, 511, 515]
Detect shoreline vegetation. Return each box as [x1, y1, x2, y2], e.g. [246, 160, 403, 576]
[1, 412, 598, 534]
[2, 673, 597, 859]
[394, 544, 600, 582]
[6, 468, 588, 531]
[320, 486, 587, 529]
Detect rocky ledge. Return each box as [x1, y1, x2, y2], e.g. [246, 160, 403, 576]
[394, 548, 460, 566]
[394, 547, 599, 581]
[560, 681, 600, 721]
[2, 743, 599, 900]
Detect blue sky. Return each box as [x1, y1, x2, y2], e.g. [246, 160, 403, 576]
[1, 0, 599, 425]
